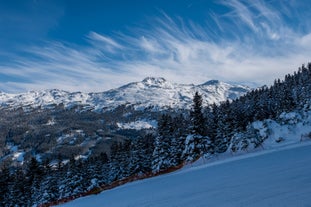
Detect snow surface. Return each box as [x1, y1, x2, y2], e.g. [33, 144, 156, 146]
[12, 151, 25, 162]
[117, 120, 157, 130]
[59, 142, 311, 207]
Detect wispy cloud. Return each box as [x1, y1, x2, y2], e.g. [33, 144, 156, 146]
[88, 32, 123, 53]
[222, 0, 258, 32]
[0, 0, 310, 93]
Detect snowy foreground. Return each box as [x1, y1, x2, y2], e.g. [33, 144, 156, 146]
[60, 142, 311, 207]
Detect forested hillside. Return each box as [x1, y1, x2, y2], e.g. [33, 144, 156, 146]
[1, 63, 311, 206]
[0, 78, 248, 169]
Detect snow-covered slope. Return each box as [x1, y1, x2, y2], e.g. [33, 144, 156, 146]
[0, 77, 250, 111]
[59, 142, 311, 207]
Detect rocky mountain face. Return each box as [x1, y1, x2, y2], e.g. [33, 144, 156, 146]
[0, 78, 250, 168]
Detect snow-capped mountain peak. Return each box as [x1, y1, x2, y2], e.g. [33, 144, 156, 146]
[0, 78, 251, 111]
[201, 79, 220, 85]
[142, 77, 167, 85]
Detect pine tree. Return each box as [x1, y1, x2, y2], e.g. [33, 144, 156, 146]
[190, 92, 206, 136]
[205, 104, 218, 154]
[109, 141, 131, 181]
[0, 166, 10, 206]
[152, 114, 175, 173]
[182, 92, 210, 161]
[130, 134, 154, 175]
[8, 168, 27, 206]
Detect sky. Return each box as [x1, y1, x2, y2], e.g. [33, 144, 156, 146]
[0, 0, 311, 93]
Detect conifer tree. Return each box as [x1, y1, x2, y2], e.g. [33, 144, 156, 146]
[183, 92, 209, 161]
[190, 92, 206, 136]
[0, 166, 10, 205]
[152, 114, 173, 173]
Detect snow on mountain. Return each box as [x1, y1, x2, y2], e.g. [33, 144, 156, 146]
[117, 120, 158, 130]
[0, 77, 250, 111]
[59, 142, 311, 207]
[0, 89, 89, 110]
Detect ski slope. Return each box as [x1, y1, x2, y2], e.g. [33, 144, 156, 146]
[60, 142, 311, 207]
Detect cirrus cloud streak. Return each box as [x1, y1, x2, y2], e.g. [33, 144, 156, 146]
[0, 0, 310, 93]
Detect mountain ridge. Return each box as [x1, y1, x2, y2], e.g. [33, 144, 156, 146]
[0, 77, 251, 111]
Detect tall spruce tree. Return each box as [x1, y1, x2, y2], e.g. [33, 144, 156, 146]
[190, 92, 206, 136]
[152, 114, 174, 173]
[0, 166, 10, 205]
[183, 92, 209, 161]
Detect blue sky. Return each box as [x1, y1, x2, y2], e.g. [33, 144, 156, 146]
[0, 0, 311, 92]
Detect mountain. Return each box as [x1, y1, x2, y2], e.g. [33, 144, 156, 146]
[0, 77, 250, 206]
[0, 77, 250, 176]
[0, 77, 250, 111]
[2, 64, 311, 207]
